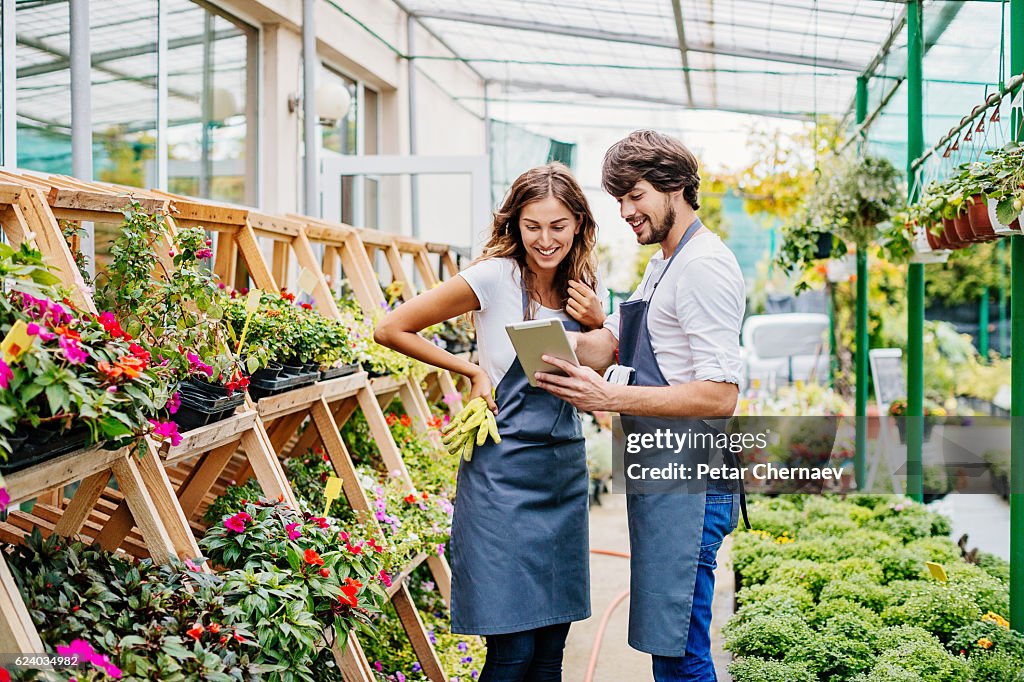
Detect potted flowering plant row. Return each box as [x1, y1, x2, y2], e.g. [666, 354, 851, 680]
[336, 289, 420, 380]
[0, 243, 180, 470]
[900, 143, 1024, 254]
[222, 288, 359, 399]
[888, 398, 947, 444]
[426, 317, 476, 355]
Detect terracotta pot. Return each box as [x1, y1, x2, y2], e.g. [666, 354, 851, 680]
[952, 212, 978, 242]
[966, 194, 998, 241]
[924, 225, 942, 250]
[941, 217, 966, 249]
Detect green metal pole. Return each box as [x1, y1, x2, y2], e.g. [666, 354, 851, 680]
[855, 76, 869, 489]
[1001, 241, 1009, 356]
[1010, 0, 1024, 636]
[906, 0, 924, 503]
[980, 287, 990, 358]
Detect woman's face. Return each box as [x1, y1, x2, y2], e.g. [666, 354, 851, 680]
[518, 195, 580, 276]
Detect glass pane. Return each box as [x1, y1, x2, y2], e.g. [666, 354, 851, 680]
[16, 0, 72, 173]
[340, 174, 354, 225]
[364, 177, 379, 229]
[165, 0, 255, 204]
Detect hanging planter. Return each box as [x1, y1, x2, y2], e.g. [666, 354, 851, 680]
[965, 195, 999, 241]
[939, 217, 967, 249]
[813, 232, 833, 259]
[988, 197, 1022, 235]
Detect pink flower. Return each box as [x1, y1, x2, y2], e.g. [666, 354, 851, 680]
[379, 570, 392, 588]
[0, 487, 9, 513]
[54, 639, 121, 678]
[443, 392, 462, 408]
[148, 419, 182, 447]
[285, 522, 302, 541]
[0, 360, 12, 390]
[196, 248, 213, 259]
[166, 391, 181, 415]
[186, 352, 214, 378]
[223, 513, 249, 533]
[58, 336, 87, 364]
[339, 531, 350, 542]
[25, 322, 54, 342]
[184, 558, 201, 572]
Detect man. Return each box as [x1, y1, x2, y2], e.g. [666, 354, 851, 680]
[536, 130, 745, 681]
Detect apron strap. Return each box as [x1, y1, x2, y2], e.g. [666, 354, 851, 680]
[646, 218, 704, 298]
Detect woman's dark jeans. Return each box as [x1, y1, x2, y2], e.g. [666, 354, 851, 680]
[479, 622, 572, 682]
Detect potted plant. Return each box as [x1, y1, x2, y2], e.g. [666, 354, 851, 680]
[1, 243, 178, 468]
[93, 205, 248, 431]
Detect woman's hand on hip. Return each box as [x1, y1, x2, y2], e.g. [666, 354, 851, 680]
[566, 280, 605, 329]
[469, 369, 498, 413]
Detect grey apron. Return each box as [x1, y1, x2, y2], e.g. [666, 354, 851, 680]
[450, 287, 590, 635]
[619, 219, 741, 656]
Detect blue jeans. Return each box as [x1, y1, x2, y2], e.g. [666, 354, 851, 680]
[652, 493, 736, 682]
[479, 622, 571, 682]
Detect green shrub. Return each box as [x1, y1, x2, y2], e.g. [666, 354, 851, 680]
[944, 563, 1010, 616]
[735, 582, 815, 614]
[828, 529, 901, 561]
[878, 548, 930, 583]
[801, 495, 855, 522]
[728, 656, 816, 682]
[819, 574, 888, 612]
[975, 552, 1010, 585]
[906, 536, 963, 565]
[728, 594, 807, 631]
[766, 559, 832, 599]
[881, 582, 981, 641]
[782, 613, 878, 679]
[968, 650, 1024, 682]
[739, 553, 784, 586]
[810, 598, 882, 627]
[747, 509, 805, 538]
[732, 532, 791, 577]
[833, 556, 885, 582]
[948, 617, 1024, 659]
[802, 515, 859, 537]
[852, 662, 925, 682]
[874, 624, 943, 653]
[866, 506, 941, 543]
[870, 640, 971, 682]
[722, 612, 814, 659]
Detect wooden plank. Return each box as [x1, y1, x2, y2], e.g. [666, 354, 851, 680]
[247, 211, 303, 237]
[214, 230, 238, 284]
[310, 399, 373, 513]
[413, 248, 439, 289]
[239, 427, 298, 508]
[294, 229, 343, 318]
[0, 204, 32, 247]
[167, 200, 249, 227]
[109, 456, 178, 564]
[29, 504, 151, 560]
[334, 635, 375, 682]
[52, 470, 110, 537]
[134, 447, 204, 560]
[0, 555, 46, 654]
[235, 221, 279, 293]
[357, 387, 415, 491]
[164, 410, 256, 462]
[267, 412, 307, 455]
[399, 380, 433, 433]
[393, 581, 447, 682]
[322, 246, 339, 287]
[385, 243, 415, 301]
[176, 443, 238, 519]
[4, 445, 128, 506]
[256, 382, 326, 421]
[0, 183, 24, 204]
[272, 241, 290, 286]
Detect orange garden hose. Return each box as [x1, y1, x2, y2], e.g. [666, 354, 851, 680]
[583, 549, 632, 682]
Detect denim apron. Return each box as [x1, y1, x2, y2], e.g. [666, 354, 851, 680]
[449, 288, 590, 635]
[619, 219, 741, 656]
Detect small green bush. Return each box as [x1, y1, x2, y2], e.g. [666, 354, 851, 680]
[878, 547, 930, 583]
[944, 563, 1010, 616]
[728, 656, 816, 682]
[948, 618, 1024, 660]
[782, 613, 878, 679]
[906, 536, 963, 565]
[767, 559, 832, 599]
[810, 598, 882, 627]
[747, 509, 805, 538]
[867, 506, 941, 543]
[802, 515, 859, 538]
[975, 551, 1010, 585]
[735, 582, 816, 613]
[852, 662, 926, 682]
[728, 594, 808, 631]
[881, 582, 981, 641]
[722, 612, 814, 659]
[874, 624, 943, 653]
[870, 640, 971, 682]
[819, 574, 888, 612]
[968, 650, 1024, 682]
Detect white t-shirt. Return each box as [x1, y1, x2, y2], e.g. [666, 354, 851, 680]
[604, 231, 745, 386]
[459, 257, 608, 387]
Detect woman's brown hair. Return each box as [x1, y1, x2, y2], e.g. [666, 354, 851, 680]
[476, 163, 599, 325]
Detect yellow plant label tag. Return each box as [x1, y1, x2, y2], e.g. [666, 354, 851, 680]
[245, 288, 262, 313]
[1, 320, 35, 363]
[926, 561, 949, 582]
[297, 268, 317, 295]
[323, 476, 343, 517]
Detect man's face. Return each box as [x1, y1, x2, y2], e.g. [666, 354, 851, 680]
[616, 180, 675, 245]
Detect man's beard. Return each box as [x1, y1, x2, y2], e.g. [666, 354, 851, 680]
[638, 201, 675, 245]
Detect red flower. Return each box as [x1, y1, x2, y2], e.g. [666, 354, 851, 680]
[421, 491, 429, 500]
[54, 325, 81, 341]
[379, 570, 392, 588]
[385, 414, 397, 427]
[313, 516, 330, 529]
[303, 548, 324, 566]
[128, 343, 151, 362]
[233, 632, 246, 643]
[346, 542, 363, 555]
[319, 568, 331, 578]
[404, 494, 416, 504]
[97, 312, 126, 339]
[281, 290, 296, 302]
[400, 415, 412, 427]
[209, 623, 221, 635]
[300, 303, 313, 310]
[186, 625, 205, 641]
[339, 577, 363, 607]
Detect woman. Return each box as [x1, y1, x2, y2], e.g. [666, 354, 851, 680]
[374, 163, 606, 681]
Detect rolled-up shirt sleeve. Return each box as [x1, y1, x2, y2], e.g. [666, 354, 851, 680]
[674, 256, 745, 385]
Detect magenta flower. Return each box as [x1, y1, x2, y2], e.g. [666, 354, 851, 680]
[0, 486, 9, 513]
[186, 352, 214, 378]
[55, 639, 121, 677]
[0, 359, 12, 390]
[285, 522, 302, 541]
[58, 336, 87, 364]
[224, 513, 247, 533]
[184, 558, 201, 572]
[196, 248, 213, 259]
[166, 391, 181, 415]
[25, 322, 54, 342]
[379, 570, 392, 588]
[148, 419, 183, 447]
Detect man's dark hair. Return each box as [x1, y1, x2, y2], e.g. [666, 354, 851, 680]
[601, 130, 701, 210]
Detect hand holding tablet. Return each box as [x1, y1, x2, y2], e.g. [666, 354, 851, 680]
[505, 319, 580, 387]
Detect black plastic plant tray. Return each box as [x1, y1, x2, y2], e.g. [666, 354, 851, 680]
[169, 390, 246, 432]
[248, 371, 320, 400]
[1, 426, 92, 474]
[319, 363, 362, 381]
[177, 385, 246, 412]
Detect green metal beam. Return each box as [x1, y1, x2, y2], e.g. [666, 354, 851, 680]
[906, 0, 925, 503]
[1010, 0, 1024, 638]
[855, 75, 869, 490]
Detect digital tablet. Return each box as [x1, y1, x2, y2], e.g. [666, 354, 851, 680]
[505, 318, 580, 387]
